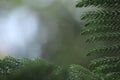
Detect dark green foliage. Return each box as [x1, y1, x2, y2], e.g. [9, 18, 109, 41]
[0, 56, 21, 75]
[87, 45, 120, 56]
[81, 10, 120, 20]
[1, 0, 120, 79]
[0, 57, 97, 80]
[5, 57, 68, 80]
[105, 72, 120, 80]
[67, 65, 98, 80]
[90, 57, 120, 68]
[76, 0, 120, 9]
[8, 59, 66, 80]
[85, 32, 120, 42]
[77, 0, 120, 79]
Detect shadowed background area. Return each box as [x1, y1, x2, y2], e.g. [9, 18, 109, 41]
[0, 0, 101, 66]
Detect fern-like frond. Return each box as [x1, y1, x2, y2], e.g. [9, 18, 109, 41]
[76, 0, 120, 8]
[93, 63, 120, 74]
[86, 32, 120, 42]
[81, 10, 120, 20]
[85, 18, 120, 26]
[81, 25, 120, 35]
[89, 57, 120, 68]
[77, 0, 120, 79]
[87, 45, 120, 56]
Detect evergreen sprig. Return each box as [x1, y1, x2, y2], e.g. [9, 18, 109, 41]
[87, 45, 120, 56]
[76, 0, 120, 8]
[89, 57, 120, 68]
[77, 0, 120, 79]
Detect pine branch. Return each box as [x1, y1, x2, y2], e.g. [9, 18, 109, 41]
[86, 32, 120, 42]
[76, 0, 120, 8]
[93, 63, 120, 74]
[81, 25, 120, 35]
[77, 0, 120, 79]
[89, 57, 120, 68]
[81, 10, 120, 20]
[87, 45, 120, 56]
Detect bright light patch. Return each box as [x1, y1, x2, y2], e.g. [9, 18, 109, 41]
[0, 7, 39, 58]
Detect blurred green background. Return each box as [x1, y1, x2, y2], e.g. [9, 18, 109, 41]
[0, 0, 101, 67]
